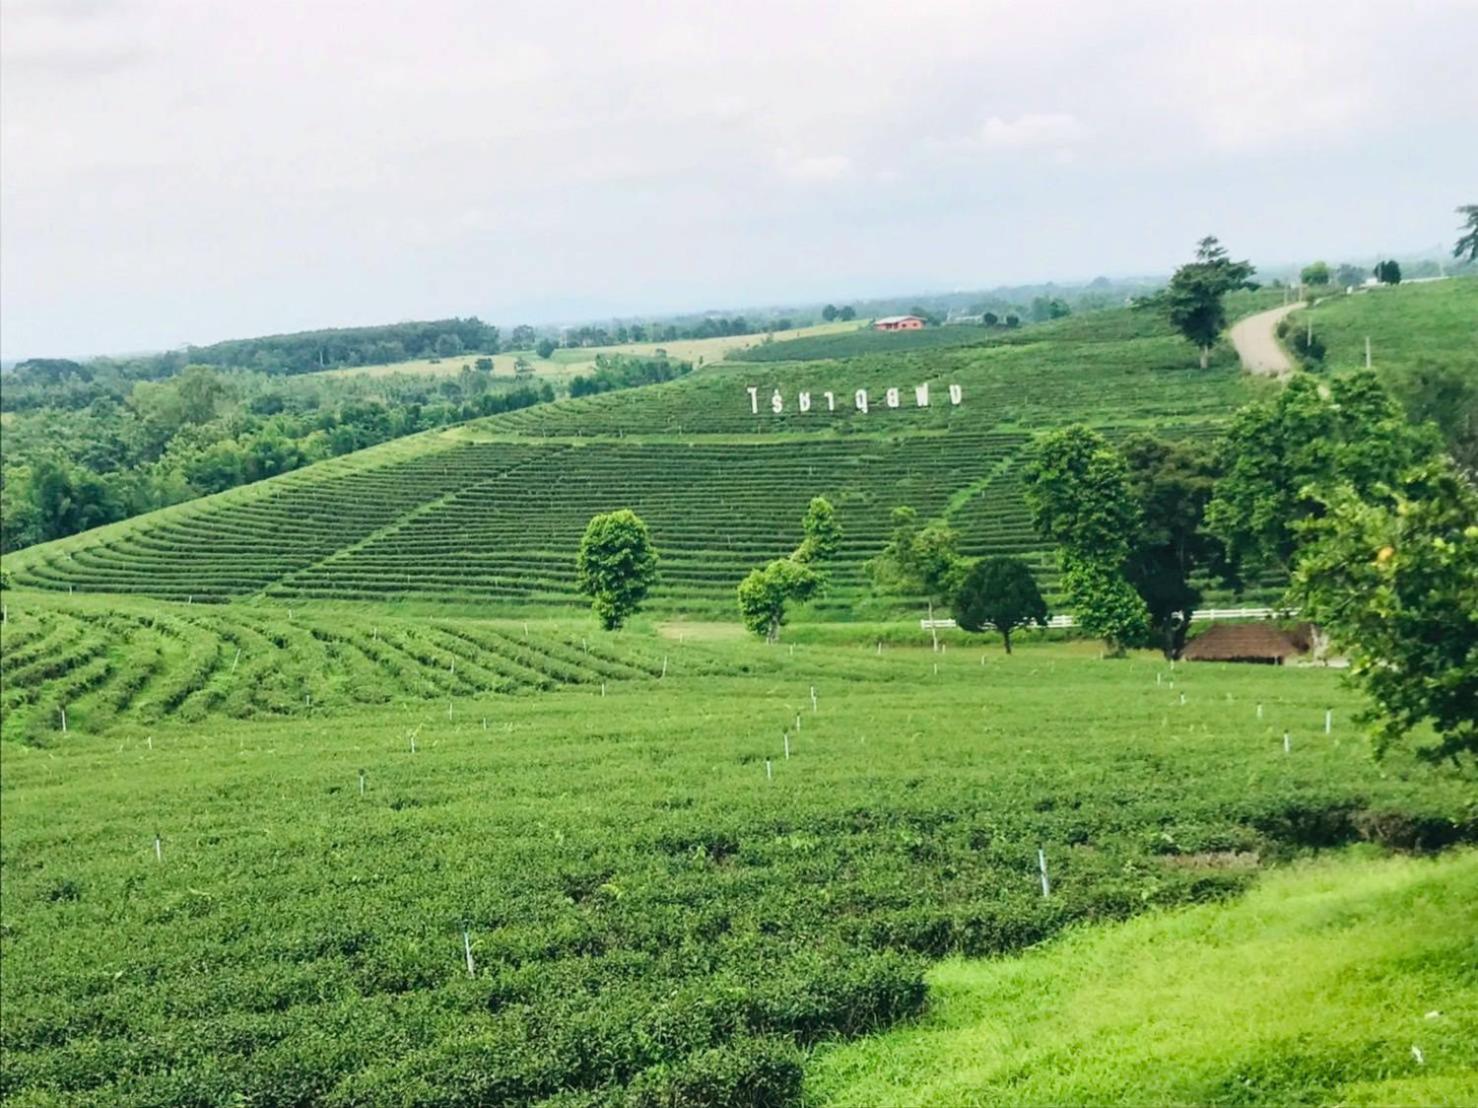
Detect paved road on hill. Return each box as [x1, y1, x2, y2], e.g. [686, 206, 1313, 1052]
[1229, 302, 1301, 377]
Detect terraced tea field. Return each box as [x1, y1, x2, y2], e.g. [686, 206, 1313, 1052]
[0, 590, 761, 743]
[5, 297, 1287, 616]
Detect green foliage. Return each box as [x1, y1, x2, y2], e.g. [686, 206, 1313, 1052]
[569, 354, 693, 399]
[737, 498, 840, 640]
[536, 337, 558, 359]
[1059, 554, 1148, 656]
[1025, 426, 1148, 654]
[1456, 203, 1478, 262]
[1300, 260, 1331, 286]
[1205, 372, 1436, 576]
[738, 557, 823, 642]
[796, 496, 842, 564]
[1334, 263, 1366, 288]
[951, 555, 1048, 652]
[1139, 236, 1257, 368]
[1392, 361, 1478, 475]
[866, 507, 965, 607]
[576, 509, 660, 630]
[1121, 435, 1224, 658]
[1291, 460, 1478, 762]
[1373, 258, 1403, 285]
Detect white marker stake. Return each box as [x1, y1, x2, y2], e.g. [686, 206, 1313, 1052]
[1157, 672, 1162, 686]
[60, 706, 67, 733]
[1284, 732, 1291, 755]
[811, 686, 817, 713]
[1179, 692, 1186, 705]
[447, 701, 453, 720]
[231, 648, 241, 673]
[1038, 848, 1050, 897]
[524, 623, 529, 640]
[661, 656, 668, 678]
[147, 735, 153, 751]
[795, 714, 800, 733]
[877, 641, 883, 655]
[784, 734, 790, 759]
[765, 759, 773, 781]
[154, 834, 163, 863]
[600, 682, 606, 697]
[1325, 709, 1332, 735]
[463, 928, 476, 977]
[1257, 703, 1263, 720]
[359, 770, 366, 796]
[411, 734, 417, 754]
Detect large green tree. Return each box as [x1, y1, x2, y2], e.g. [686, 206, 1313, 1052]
[1024, 426, 1148, 655]
[952, 555, 1048, 653]
[1291, 460, 1477, 763]
[737, 497, 841, 642]
[575, 509, 660, 630]
[1455, 203, 1478, 262]
[1120, 434, 1225, 659]
[1140, 236, 1257, 368]
[1206, 372, 1437, 577]
[868, 505, 966, 647]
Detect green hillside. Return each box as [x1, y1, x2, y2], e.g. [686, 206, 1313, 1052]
[1294, 278, 1478, 374]
[808, 849, 1478, 1105]
[1, 301, 1275, 615]
[9, 283, 1471, 619]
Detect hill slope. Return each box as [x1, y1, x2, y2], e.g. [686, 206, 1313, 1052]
[5, 282, 1471, 618]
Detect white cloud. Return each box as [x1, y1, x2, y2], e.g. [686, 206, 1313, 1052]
[971, 113, 1085, 151]
[776, 152, 853, 183]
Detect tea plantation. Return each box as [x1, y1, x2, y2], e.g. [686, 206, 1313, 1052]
[2, 294, 1303, 616]
[2, 280, 1475, 1105]
[3, 635, 1473, 1105]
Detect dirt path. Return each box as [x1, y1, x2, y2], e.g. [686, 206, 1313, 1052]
[1228, 302, 1302, 377]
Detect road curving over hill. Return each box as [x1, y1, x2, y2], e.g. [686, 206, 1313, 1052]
[1229, 301, 1302, 377]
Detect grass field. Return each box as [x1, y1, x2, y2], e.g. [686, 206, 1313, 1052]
[310, 321, 866, 386]
[1292, 277, 1478, 375]
[807, 848, 1478, 1105]
[3, 637, 1472, 1104]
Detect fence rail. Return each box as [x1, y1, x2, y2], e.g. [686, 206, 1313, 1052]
[920, 606, 1291, 632]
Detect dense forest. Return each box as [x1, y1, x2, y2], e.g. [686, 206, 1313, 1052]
[0, 365, 552, 553]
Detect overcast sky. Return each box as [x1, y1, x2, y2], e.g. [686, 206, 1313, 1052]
[3, 0, 1475, 360]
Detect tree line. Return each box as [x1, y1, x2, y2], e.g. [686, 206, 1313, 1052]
[0, 366, 552, 552]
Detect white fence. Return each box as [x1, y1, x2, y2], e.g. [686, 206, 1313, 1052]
[920, 606, 1287, 632]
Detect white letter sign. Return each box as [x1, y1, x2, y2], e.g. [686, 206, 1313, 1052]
[854, 389, 869, 413]
[799, 391, 812, 412]
[747, 386, 759, 414]
[915, 384, 929, 406]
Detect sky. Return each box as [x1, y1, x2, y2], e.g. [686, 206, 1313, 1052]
[3, 0, 1476, 360]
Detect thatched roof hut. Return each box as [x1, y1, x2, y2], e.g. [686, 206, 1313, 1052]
[1182, 623, 1310, 665]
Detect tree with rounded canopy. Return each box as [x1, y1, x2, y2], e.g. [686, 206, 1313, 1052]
[1374, 259, 1402, 285]
[1024, 425, 1148, 656]
[737, 497, 841, 642]
[838, 305, 857, 321]
[535, 338, 557, 359]
[1291, 459, 1477, 764]
[867, 505, 966, 649]
[1300, 261, 1331, 286]
[1335, 263, 1366, 288]
[1138, 236, 1256, 369]
[575, 509, 659, 630]
[953, 555, 1048, 653]
[821, 304, 839, 321]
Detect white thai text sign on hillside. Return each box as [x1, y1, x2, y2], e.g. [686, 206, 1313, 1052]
[747, 384, 962, 415]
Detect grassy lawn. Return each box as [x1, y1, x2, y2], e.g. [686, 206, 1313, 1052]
[1292, 277, 1478, 375]
[807, 848, 1478, 1106]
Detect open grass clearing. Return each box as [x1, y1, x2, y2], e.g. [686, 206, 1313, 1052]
[806, 847, 1478, 1105]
